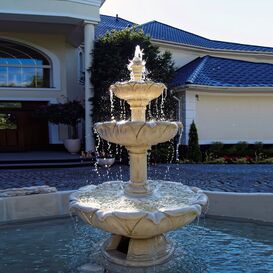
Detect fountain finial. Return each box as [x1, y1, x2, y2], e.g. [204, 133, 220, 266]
[128, 45, 146, 81]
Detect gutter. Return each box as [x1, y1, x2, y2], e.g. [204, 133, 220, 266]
[173, 84, 273, 94]
[152, 39, 273, 60]
[172, 94, 183, 154]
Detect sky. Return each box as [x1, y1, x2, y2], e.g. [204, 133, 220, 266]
[101, 0, 273, 48]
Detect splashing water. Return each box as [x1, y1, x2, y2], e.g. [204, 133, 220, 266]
[110, 89, 115, 121]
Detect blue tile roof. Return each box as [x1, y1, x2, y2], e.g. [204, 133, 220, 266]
[171, 56, 273, 88]
[96, 15, 135, 38]
[96, 15, 273, 54]
[138, 21, 273, 53]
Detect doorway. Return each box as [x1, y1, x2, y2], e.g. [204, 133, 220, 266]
[0, 101, 49, 151]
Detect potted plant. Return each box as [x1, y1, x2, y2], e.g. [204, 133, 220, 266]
[96, 150, 115, 167]
[37, 100, 84, 154]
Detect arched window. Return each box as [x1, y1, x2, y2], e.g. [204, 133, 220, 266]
[0, 40, 51, 88]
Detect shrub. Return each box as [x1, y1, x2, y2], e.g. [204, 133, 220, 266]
[258, 157, 273, 164]
[150, 142, 174, 164]
[204, 157, 227, 164]
[263, 147, 273, 157]
[253, 142, 264, 154]
[235, 141, 249, 154]
[208, 142, 224, 156]
[223, 145, 237, 156]
[187, 121, 202, 163]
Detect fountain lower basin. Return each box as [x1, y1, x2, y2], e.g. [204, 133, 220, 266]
[70, 181, 208, 266]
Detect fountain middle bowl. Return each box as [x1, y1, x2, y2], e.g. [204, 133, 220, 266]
[94, 120, 182, 147]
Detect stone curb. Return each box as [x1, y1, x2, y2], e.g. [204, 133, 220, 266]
[0, 190, 273, 224]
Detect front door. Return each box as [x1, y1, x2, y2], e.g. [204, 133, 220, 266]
[0, 101, 49, 151]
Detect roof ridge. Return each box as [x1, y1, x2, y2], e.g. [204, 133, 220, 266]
[138, 19, 273, 53]
[204, 55, 273, 66]
[209, 38, 273, 51]
[100, 14, 136, 25]
[138, 20, 209, 41]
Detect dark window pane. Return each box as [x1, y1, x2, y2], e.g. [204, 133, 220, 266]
[21, 67, 36, 87]
[0, 39, 51, 88]
[8, 67, 22, 87]
[0, 67, 8, 87]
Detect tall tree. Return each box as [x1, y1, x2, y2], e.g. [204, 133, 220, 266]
[91, 27, 176, 123]
[188, 121, 202, 162]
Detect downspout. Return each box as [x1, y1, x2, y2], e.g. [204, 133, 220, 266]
[172, 92, 183, 162]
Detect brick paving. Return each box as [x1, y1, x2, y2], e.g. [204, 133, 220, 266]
[0, 164, 272, 192]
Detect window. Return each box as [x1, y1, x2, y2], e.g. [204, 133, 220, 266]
[0, 40, 51, 88]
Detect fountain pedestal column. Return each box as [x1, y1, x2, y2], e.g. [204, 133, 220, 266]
[125, 146, 151, 196]
[103, 234, 174, 267]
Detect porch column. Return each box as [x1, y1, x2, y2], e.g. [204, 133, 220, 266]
[84, 21, 95, 152]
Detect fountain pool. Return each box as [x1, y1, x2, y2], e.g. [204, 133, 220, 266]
[1, 217, 273, 273]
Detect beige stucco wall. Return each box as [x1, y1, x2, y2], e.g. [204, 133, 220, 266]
[0, 0, 101, 23]
[0, 32, 83, 102]
[195, 92, 273, 144]
[156, 42, 273, 66]
[159, 45, 199, 68]
[0, 32, 84, 142]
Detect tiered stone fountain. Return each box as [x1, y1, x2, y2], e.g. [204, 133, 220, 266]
[70, 46, 208, 268]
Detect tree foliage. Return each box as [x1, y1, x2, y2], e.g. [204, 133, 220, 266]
[188, 121, 202, 162]
[91, 27, 176, 122]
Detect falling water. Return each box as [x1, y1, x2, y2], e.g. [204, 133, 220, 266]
[93, 129, 102, 178]
[148, 102, 152, 120]
[110, 89, 115, 121]
[119, 100, 123, 120]
[176, 126, 183, 162]
[168, 139, 175, 164]
[121, 100, 127, 120]
[155, 98, 159, 119]
[160, 88, 167, 120]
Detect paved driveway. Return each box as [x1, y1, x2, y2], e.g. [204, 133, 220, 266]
[0, 164, 272, 192]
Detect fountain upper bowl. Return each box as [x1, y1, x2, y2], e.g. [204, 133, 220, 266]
[94, 120, 182, 147]
[110, 81, 166, 105]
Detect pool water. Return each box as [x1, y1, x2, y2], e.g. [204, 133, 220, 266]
[1, 217, 273, 273]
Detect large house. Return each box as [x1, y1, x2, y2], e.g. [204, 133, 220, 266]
[1, 1, 273, 153]
[0, 0, 104, 152]
[97, 15, 273, 146]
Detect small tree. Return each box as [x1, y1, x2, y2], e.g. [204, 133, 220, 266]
[91, 28, 176, 159]
[188, 121, 202, 162]
[91, 27, 176, 122]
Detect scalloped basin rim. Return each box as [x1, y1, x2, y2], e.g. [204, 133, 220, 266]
[110, 81, 167, 87]
[95, 120, 182, 127]
[69, 181, 208, 225]
[94, 121, 182, 147]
